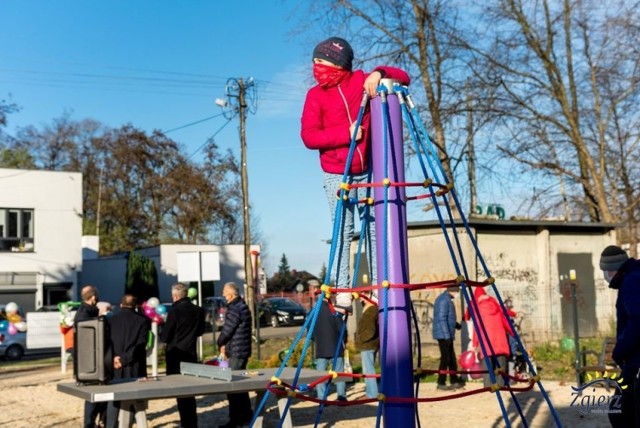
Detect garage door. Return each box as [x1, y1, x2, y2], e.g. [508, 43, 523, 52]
[0, 291, 36, 313]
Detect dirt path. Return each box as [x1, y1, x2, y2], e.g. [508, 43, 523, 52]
[0, 364, 613, 427]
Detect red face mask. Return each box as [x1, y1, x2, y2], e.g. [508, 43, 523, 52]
[313, 63, 349, 88]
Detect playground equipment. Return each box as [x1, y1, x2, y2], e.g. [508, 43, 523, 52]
[252, 80, 561, 427]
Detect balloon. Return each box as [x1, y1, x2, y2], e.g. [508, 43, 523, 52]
[63, 315, 75, 327]
[0, 320, 8, 331]
[187, 288, 197, 299]
[155, 304, 167, 315]
[15, 321, 27, 332]
[7, 323, 18, 335]
[459, 350, 476, 370]
[5, 302, 18, 315]
[151, 314, 164, 324]
[144, 306, 155, 318]
[7, 313, 21, 323]
[470, 362, 484, 380]
[147, 297, 160, 308]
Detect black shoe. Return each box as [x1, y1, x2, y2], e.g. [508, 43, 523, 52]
[451, 381, 465, 389]
[436, 384, 453, 391]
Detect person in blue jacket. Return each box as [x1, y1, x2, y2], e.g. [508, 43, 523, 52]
[432, 286, 464, 390]
[600, 245, 640, 427]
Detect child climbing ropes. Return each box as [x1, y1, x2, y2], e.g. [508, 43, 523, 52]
[300, 36, 410, 311]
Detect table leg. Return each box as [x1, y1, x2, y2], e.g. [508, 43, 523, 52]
[253, 391, 264, 428]
[119, 400, 148, 428]
[277, 396, 293, 428]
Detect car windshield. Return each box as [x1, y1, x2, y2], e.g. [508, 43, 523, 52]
[269, 299, 301, 309]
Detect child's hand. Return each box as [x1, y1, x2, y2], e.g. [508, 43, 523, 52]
[364, 71, 384, 97]
[349, 123, 363, 141]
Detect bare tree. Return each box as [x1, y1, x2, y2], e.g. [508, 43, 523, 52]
[469, 0, 640, 252]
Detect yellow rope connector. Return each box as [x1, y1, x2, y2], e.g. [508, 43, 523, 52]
[455, 275, 465, 284]
[422, 179, 433, 187]
[436, 182, 454, 196]
[287, 390, 298, 398]
[382, 178, 390, 186]
[320, 284, 332, 294]
[490, 383, 501, 392]
[329, 370, 338, 379]
[340, 182, 350, 191]
[382, 280, 390, 288]
[530, 375, 541, 383]
[377, 393, 386, 401]
[366, 197, 374, 205]
[495, 368, 505, 376]
[271, 376, 282, 386]
[352, 292, 360, 300]
[484, 277, 495, 285]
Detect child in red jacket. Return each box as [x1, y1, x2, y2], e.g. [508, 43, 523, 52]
[301, 37, 410, 310]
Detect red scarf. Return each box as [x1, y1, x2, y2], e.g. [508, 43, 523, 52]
[313, 63, 349, 88]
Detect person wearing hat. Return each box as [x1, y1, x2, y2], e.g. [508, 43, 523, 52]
[599, 245, 640, 427]
[301, 37, 410, 311]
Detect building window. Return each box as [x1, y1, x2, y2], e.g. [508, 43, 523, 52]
[0, 208, 35, 252]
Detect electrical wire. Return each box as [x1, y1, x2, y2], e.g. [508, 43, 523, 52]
[162, 113, 225, 134]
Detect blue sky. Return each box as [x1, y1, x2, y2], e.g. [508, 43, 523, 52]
[0, 1, 490, 277]
[0, 1, 337, 275]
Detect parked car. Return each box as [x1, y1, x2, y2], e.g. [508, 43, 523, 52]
[203, 296, 227, 331]
[0, 331, 26, 361]
[258, 297, 307, 327]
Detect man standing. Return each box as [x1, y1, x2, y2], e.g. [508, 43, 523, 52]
[313, 295, 347, 401]
[106, 294, 151, 428]
[74, 285, 107, 428]
[355, 296, 379, 399]
[432, 286, 464, 390]
[160, 283, 206, 428]
[600, 245, 640, 427]
[217, 282, 253, 428]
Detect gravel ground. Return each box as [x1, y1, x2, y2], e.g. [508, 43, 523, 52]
[0, 363, 614, 427]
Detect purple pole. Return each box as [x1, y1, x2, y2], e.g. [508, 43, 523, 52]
[371, 81, 414, 427]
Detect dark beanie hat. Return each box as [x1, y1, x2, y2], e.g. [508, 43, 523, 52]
[599, 245, 629, 271]
[312, 37, 353, 70]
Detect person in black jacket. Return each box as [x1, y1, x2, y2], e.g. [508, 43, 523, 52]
[105, 294, 151, 428]
[217, 282, 253, 428]
[159, 283, 206, 428]
[74, 285, 107, 428]
[313, 296, 347, 401]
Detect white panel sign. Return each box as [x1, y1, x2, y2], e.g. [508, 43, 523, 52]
[200, 251, 220, 281]
[177, 251, 220, 282]
[177, 252, 200, 282]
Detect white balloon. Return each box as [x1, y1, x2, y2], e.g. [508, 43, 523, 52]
[63, 315, 75, 327]
[147, 297, 160, 308]
[5, 302, 18, 315]
[15, 321, 27, 332]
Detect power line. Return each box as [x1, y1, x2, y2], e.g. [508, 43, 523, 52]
[162, 113, 225, 134]
[185, 118, 233, 161]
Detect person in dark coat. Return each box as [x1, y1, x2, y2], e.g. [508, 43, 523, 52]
[159, 283, 205, 428]
[106, 294, 151, 428]
[217, 282, 253, 428]
[432, 287, 464, 390]
[313, 296, 347, 401]
[600, 245, 640, 427]
[74, 285, 107, 428]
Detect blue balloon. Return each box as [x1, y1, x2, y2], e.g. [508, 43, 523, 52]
[0, 320, 8, 332]
[155, 304, 167, 316]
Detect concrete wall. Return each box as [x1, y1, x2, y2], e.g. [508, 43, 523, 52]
[0, 168, 82, 311]
[351, 220, 617, 345]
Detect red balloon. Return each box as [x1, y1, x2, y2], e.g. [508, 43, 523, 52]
[151, 314, 164, 324]
[144, 306, 155, 318]
[459, 350, 476, 370]
[470, 362, 484, 379]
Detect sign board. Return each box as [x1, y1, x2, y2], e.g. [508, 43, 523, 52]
[177, 252, 220, 282]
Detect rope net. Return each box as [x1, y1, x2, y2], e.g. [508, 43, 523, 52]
[251, 83, 561, 428]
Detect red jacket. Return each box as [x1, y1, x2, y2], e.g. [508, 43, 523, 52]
[469, 288, 514, 357]
[301, 66, 410, 174]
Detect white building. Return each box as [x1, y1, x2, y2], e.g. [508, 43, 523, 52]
[0, 168, 82, 312]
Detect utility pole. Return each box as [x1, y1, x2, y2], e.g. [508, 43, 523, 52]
[216, 77, 257, 330]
